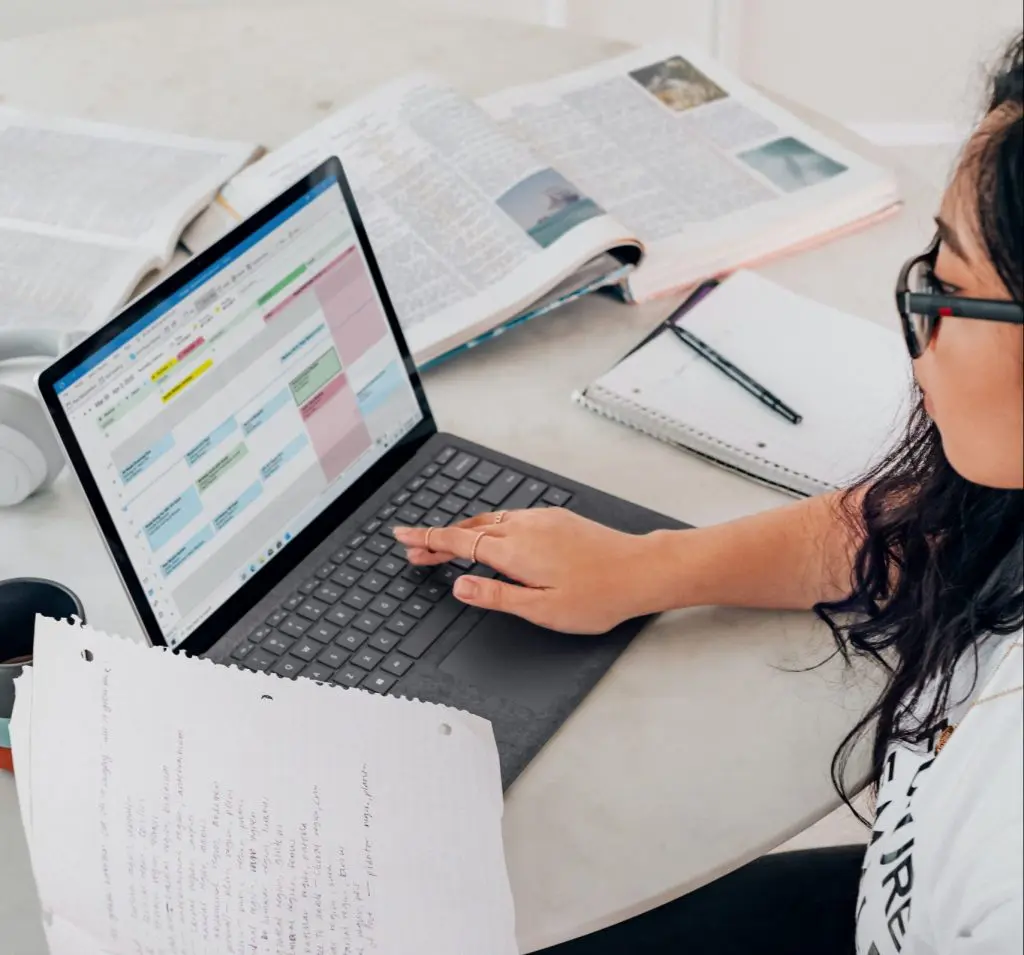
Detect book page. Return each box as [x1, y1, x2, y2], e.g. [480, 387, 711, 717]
[0, 225, 152, 330]
[0, 108, 256, 260]
[483, 44, 899, 301]
[15, 618, 517, 955]
[220, 75, 638, 365]
[0, 108, 257, 330]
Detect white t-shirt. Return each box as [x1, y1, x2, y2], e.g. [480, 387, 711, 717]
[856, 629, 1023, 955]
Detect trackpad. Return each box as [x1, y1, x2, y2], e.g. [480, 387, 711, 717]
[440, 612, 598, 709]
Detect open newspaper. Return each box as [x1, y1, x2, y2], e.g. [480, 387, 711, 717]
[187, 43, 901, 368]
[0, 108, 260, 332]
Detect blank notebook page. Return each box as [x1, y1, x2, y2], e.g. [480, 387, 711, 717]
[593, 270, 913, 490]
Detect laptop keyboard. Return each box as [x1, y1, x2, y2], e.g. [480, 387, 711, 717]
[230, 446, 573, 693]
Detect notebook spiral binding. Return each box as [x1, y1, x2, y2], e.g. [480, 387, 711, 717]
[572, 384, 831, 498]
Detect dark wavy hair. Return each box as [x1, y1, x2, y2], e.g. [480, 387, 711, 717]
[816, 33, 1024, 818]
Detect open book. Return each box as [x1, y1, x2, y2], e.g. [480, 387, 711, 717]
[186, 43, 900, 368]
[11, 617, 518, 954]
[0, 108, 260, 332]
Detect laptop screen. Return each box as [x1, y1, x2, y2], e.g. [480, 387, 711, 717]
[50, 175, 424, 649]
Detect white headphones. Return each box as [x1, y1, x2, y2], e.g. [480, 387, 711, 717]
[0, 329, 73, 507]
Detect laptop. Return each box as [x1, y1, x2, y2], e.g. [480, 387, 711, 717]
[38, 157, 682, 788]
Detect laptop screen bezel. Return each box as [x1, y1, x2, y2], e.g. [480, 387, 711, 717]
[38, 157, 437, 657]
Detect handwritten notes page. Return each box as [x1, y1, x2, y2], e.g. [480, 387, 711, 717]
[11, 618, 518, 955]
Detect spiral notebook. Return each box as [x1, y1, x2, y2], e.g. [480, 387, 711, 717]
[573, 271, 913, 496]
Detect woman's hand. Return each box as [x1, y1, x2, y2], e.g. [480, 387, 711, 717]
[393, 508, 663, 634]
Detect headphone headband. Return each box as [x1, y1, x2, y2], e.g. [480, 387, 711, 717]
[0, 329, 73, 364]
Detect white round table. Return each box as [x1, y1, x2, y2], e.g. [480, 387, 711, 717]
[0, 4, 939, 952]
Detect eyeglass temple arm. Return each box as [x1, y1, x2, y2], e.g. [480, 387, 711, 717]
[902, 291, 1024, 324]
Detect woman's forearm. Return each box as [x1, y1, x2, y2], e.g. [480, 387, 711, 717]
[640, 491, 862, 613]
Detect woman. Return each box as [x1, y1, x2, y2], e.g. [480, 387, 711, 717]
[396, 35, 1024, 955]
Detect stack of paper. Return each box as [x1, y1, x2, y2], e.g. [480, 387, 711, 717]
[11, 617, 518, 955]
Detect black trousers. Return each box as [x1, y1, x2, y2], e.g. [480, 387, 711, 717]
[537, 846, 864, 955]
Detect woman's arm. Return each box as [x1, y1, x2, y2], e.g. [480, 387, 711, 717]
[394, 490, 864, 633]
[640, 490, 864, 614]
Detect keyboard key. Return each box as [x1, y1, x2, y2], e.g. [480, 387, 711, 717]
[504, 477, 547, 510]
[431, 565, 464, 588]
[360, 571, 388, 594]
[348, 552, 376, 572]
[396, 505, 425, 525]
[454, 480, 482, 499]
[244, 648, 276, 671]
[406, 476, 426, 492]
[479, 469, 523, 506]
[342, 589, 371, 610]
[403, 566, 431, 584]
[462, 500, 492, 519]
[317, 644, 350, 669]
[383, 653, 413, 677]
[420, 463, 440, 478]
[391, 489, 412, 507]
[315, 582, 343, 604]
[351, 648, 384, 671]
[384, 614, 416, 637]
[297, 598, 328, 621]
[298, 578, 319, 596]
[231, 642, 254, 661]
[442, 452, 479, 480]
[362, 671, 397, 694]
[425, 476, 455, 496]
[315, 562, 336, 580]
[331, 566, 361, 589]
[416, 583, 446, 603]
[332, 666, 364, 688]
[438, 494, 467, 515]
[410, 490, 439, 511]
[365, 536, 392, 556]
[278, 616, 309, 639]
[291, 638, 321, 662]
[375, 555, 405, 577]
[423, 511, 451, 528]
[377, 504, 397, 520]
[308, 622, 339, 643]
[369, 631, 401, 653]
[346, 534, 367, 550]
[326, 605, 355, 628]
[402, 596, 432, 619]
[272, 656, 304, 679]
[264, 634, 296, 655]
[330, 547, 352, 565]
[336, 629, 367, 651]
[400, 596, 465, 658]
[386, 578, 416, 600]
[451, 557, 473, 570]
[282, 593, 304, 612]
[362, 518, 382, 535]
[468, 460, 502, 485]
[369, 594, 400, 617]
[435, 446, 458, 465]
[353, 612, 384, 634]
[264, 608, 289, 627]
[542, 487, 573, 507]
[249, 624, 273, 642]
[300, 662, 335, 682]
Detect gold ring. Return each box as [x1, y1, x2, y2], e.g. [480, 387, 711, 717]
[470, 530, 487, 564]
[494, 510, 507, 525]
[424, 526, 436, 552]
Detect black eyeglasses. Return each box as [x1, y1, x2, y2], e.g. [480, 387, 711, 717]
[895, 233, 1024, 358]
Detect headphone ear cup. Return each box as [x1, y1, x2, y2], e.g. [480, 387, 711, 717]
[0, 384, 65, 506]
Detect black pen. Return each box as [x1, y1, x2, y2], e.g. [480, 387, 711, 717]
[662, 317, 803, 425]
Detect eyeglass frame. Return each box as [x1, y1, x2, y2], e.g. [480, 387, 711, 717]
[895, 232, 1024, 358]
